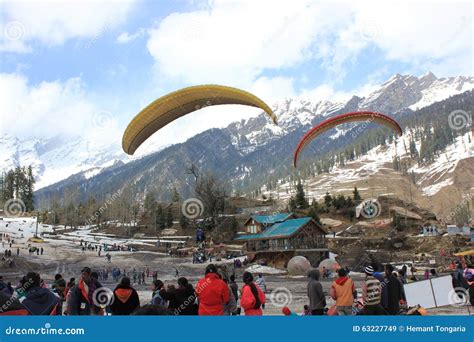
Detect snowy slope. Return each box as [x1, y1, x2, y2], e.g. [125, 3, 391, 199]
[262, 131, 473, 202]
[0, 133, 128, 189]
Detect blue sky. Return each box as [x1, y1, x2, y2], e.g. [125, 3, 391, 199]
[0, 0, 472, 154]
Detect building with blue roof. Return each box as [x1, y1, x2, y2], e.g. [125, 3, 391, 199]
[243, 213, 295, 234]
[236, 214, 328, 266]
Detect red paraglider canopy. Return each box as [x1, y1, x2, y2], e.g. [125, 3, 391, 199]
[293, 111, 403, 167]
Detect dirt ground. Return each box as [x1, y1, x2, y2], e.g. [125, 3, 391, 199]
[1, 237, 470, 316]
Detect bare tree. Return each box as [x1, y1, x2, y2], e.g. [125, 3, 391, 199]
[195, 173, 227, 227]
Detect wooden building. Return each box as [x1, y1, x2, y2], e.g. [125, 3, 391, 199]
[236, 216, 328, 267]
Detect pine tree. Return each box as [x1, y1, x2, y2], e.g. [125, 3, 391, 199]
[156, 205, 166, 229]
[308, 206, 321, 224]
[179, 214, 189, 229]
[166, 207, 173, 227]
[324, 192, 332, 209]
[353, 187, 362, 202]
[295, 180, 309, 209]
[171, 187, 180, 203]
[230, 216, 239, 232]
[144, 191, 157, 218]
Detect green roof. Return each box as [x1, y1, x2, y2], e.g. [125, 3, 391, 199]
[235, 217, 312, 241]
[251, 213, 293, 225]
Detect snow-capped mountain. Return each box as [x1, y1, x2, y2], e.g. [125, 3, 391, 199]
[1, 72, 473, 192]
[0, 134, 128, 189]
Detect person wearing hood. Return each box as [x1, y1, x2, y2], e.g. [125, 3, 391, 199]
[20, 272, 60, 315]
[223, 278, 238, 315]
[330, 268, 355, 315]
[110, 277, 140, 315]
[195, 264, 230, 315]
[255, 273, 267, 293]
[384, 264, 402, 315]
[307, 268, 326, 315]
[0, 290, 28, 315]
[240, 272, 265, 316]
[151, 279, 166, 308]
[69, 267, 103, 315]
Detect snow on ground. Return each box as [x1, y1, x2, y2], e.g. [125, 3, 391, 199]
[245, 264, 286, 274]
[320, 218, 343, 227]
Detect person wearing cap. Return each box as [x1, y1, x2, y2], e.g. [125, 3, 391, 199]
[360, 266, 387, 315]
[195, 264, 230, 315]
[69, 267, 103, 315]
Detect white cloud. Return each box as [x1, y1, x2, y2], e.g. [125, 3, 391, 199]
[1, 0, 136, 52]
[116, 28, 145, 44]
[0, 73, 121, 144]
[146, 1, 346, 86]
[146, 0, 472, 87]
[348, 1, 473, 76]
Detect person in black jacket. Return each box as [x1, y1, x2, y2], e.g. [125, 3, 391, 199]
[21, 272, 60, 315]
[110, 277, 140, 315]
[384, 264, 402, 315]
[160, 278, 198, 315]
[69, 267, 103, 315]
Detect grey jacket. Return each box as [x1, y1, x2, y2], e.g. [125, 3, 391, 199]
[307, 269, 326, 310]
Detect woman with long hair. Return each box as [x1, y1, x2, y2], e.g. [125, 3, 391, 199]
[240, 272, 265, 316]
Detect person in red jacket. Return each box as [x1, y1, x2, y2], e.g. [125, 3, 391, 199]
[195, 264, 229, 315]
[240, 272, 266, 316]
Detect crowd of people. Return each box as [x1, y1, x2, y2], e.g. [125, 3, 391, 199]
[0, 259, 472, 316]
[0, 264, 267, 316]
[304, 261, 474, 316]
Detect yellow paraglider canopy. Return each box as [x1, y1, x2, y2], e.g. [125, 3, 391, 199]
[122, 85, 278, 155]
[454, 249, 474, 257]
